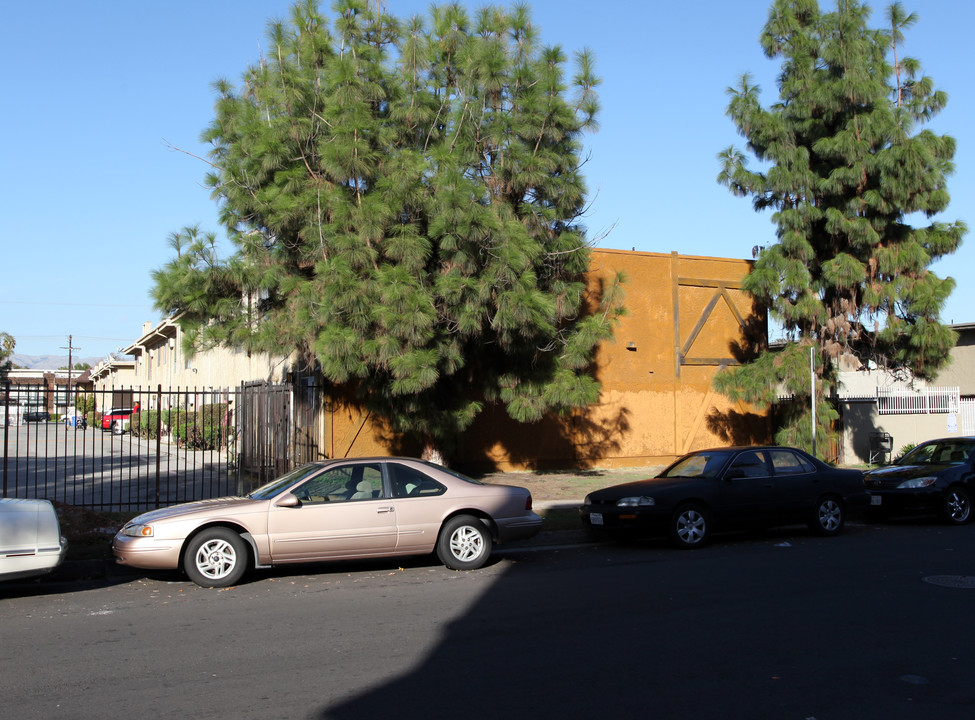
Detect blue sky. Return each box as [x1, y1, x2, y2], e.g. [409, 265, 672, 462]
[3, 0, 972, 359]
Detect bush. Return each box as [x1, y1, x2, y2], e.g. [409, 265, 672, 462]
[132, 404, 229, 450]
[73, 393, 97, 415]
[895, 443, 917, 462]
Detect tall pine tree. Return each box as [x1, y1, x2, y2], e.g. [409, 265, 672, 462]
[715, 0, 965, 452]
[152, 0, 624, 461]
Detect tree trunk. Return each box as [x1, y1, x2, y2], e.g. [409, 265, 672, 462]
[420, 440, 447, 467]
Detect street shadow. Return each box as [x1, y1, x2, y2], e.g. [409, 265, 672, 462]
[311, 526, 939, 720]
[0, 569, 138, 598]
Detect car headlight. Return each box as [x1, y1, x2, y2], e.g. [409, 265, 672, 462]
[897, 477, 937, 489]
[122, 524, 154, 537]
[617, 496, 655, 507]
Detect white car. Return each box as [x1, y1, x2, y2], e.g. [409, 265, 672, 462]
[1, 498, 68, 581]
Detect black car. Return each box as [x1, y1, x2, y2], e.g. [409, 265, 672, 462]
[23, 410, 50, 422]
[863, 437, 975, 524]
[580, 446, 866, 548]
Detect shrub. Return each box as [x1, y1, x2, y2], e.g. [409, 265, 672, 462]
[155, 403, 230, 450]
[895, 443, 917, 462]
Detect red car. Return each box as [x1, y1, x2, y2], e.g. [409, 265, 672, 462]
[101, 403, 139, 433]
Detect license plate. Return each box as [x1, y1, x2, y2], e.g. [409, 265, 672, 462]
[590, 512, 604, 526]
[871, 495, 882, 506]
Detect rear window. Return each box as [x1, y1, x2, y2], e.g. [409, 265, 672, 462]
[770, 449, 815, 475]
[389, 463, 447, 498]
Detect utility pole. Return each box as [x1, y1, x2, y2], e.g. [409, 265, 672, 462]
[810, 346, 817, 459]
[61, 335, 79, 410]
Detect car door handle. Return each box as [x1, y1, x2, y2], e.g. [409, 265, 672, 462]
[377, 506, 395, 514]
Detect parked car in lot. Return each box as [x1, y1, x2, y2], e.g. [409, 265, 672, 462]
[580, 446, 867, 548]
[864, 437, 975, 524]
[23, 410, 50, 422]
[101, 405, 136, 434]
[113, 457, 542, 588]
[1, 498, 68, 581]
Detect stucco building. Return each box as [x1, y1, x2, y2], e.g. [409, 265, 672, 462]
[836, 322, 975, 463]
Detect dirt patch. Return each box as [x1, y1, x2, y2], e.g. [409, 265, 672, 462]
[53, 503, 132, 562]
[478, 466, 664, 503]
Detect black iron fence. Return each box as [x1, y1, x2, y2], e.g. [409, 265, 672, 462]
[1, 382, 293, 512]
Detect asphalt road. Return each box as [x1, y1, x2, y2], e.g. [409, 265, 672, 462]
[3, 520, 975, 720]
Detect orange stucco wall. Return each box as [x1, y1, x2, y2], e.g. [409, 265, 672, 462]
[451, 249, 770, 471]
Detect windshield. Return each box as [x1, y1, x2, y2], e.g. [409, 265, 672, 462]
[660, 451, 734, 479]
[899, 440, 974, 466]
[248, 464, 324, 500]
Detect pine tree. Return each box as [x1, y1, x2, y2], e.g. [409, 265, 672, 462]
[152, 0, 624, 460]
[715, 0, 965, 452]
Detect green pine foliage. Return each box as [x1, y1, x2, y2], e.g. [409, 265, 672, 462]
[152, 0, 624, 457]
[715, 0, 965, 453]
[0, 332, 14, 379]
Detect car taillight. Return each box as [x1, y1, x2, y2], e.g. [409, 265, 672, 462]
[525, 496, 533, 511]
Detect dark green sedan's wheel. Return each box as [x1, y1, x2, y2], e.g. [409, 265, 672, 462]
[670, 504, 710, 549]
[809, 495, 844, 536]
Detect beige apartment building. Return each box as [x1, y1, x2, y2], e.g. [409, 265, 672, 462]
[89, 317, 291, 410]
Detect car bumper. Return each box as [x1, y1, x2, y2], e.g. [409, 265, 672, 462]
[495, 512, 543, 543]
[579, 505, 670, 535]
[845, 490, 872, 509]
[0, 538, 67, 581]
[112, 534, 182, 570]
[866, 488, 944, 514]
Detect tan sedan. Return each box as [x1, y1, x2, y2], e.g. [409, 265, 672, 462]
[113, 457, 541, 587]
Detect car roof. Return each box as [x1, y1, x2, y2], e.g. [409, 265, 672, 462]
[303, 456, 433, 466]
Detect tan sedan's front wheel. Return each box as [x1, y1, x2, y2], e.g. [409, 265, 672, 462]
[437, 515, 492, 570]
[184, 528, 248, 588]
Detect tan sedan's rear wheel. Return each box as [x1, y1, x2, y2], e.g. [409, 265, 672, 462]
[437, 515, 492, 570]
[184, 528, 248, 588]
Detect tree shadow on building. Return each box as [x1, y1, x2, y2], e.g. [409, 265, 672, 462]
[703, 302, 771, 446]
[450, 402, 631, 474]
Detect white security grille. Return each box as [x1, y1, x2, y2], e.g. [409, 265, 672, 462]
[876, 386, 960, 415]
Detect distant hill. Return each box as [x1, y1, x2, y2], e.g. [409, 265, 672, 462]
[9, 354, 104, 371]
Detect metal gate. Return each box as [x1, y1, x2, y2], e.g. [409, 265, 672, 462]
[1, 383, 293, 512]
[961, 399, 975, 435]
[236, 381, 293, 485]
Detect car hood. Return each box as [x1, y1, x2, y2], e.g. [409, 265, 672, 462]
[865, 464, 951, 481]
[588, 476, 694, 502]
[130, 497, 262, 524]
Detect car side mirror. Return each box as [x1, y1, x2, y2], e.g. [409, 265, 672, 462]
[724, 469, 746, 481]
[275, 493, 300, 508]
